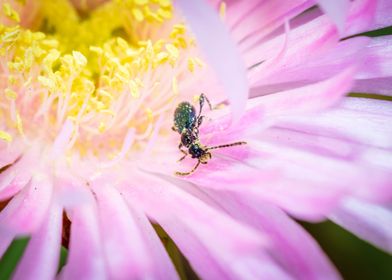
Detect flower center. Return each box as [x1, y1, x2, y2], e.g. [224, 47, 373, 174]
[0, 0, 203, 160]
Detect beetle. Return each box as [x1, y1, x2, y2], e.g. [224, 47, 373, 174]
[173, 93, 246, 176]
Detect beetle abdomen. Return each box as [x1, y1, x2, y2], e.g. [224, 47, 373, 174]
[173, 102, 196, 133]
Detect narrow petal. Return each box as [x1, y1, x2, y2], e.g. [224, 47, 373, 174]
[356, 36, 392, 82]
[367, 0, 392, 31]
[232, 0, 313, 50]
[249, 36, 368, 91]
[205, 189, 341, 280]
[122, 203, 179, 280]
[344, 0, 377, 36]
[176, 0, 248, 122]
[12, 199, 62, 280]
[59, 190, 106, 280]
[278, 97, 392, 149]
[247, 68, 355, 120]
[93, 184, 152, 279]
[330, 198, 392, 254]
[0, 142, 23, 169]
[119, 171, 290, 279]
[0, 155, 33, 201]
[0, 173, 53, 235]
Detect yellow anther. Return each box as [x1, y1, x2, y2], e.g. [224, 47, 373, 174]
[100, 109, 115, 116]
[129, 80, 140, 98]
[219, 2, 226, 20]
[156, 52, 169, 64]
[89, 46, 103, 55]
[98, 122, 106, 133]
[8, 76, 17, 85]
[38, 76, 55, 90]
[116, 37, 129, 49]
[165, 44, 179, 58]
[0, 131, 12, 142]
[158, 0, 172, 7]
[72, 51, 88, 66]
[5, 88, 17, 100]
[132, 8, 144, 22]
[145, 107, 153, 121]
[97, 89, 113, 100]
[2, 3, 20, 23]
[134, 0, 149, 5]
[188, 58, 196, 72]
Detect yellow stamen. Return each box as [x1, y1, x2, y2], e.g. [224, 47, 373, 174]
[0, 0, 204, 157]
[219, 2, 226, 21]
[0, 130, 12, 142]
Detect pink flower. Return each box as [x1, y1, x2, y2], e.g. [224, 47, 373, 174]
[0, 0, 391, 279]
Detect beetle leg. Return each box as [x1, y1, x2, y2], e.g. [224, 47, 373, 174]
[178, 149, 188, 162]
[177, 143, 188, 162]
[175, 160, 201, 176]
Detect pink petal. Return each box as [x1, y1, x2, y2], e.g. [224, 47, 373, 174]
[122, 203, 179, 280]
[12, 199, 62, 280]
[278, 97, 392, 149]
[344, 0, 377, 36]
[119, 171, 290, 279]
[353, 78, 392, 96]
[93, 184, 152, 279]
[204, 189, 340, 279]
[249, 36, 368, 92]
[200, 67, 356, 142]
[0, 142, 23, 169]
[330, 198, 392, 253]
[356, 36, 392, 80]
[59, 190, 106, 279]
[231, 0, 313, 51]
[0, 232, 14, 258]
[176, 0, 248, 122]
[0, 173, 53, 235]
[367, 0, 392, 31]
[0, 155, 33, 201]
[247, 67, 355, 119]
[317, 0, 350, 34]
[244, 13, 338, 73]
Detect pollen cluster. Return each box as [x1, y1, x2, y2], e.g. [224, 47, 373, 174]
[0, 0, 202, 159]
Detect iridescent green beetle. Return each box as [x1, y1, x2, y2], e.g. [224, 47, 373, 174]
[173, 93, 246, 176]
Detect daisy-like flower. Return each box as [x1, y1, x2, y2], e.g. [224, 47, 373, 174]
[0, 0, 391, 279]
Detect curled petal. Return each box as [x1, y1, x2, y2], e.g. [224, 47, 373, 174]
[176, 0, 248, 122]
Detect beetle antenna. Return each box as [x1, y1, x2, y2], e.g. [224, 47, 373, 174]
[207, 141, 247, 151]
[175, 161, 201, 176]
